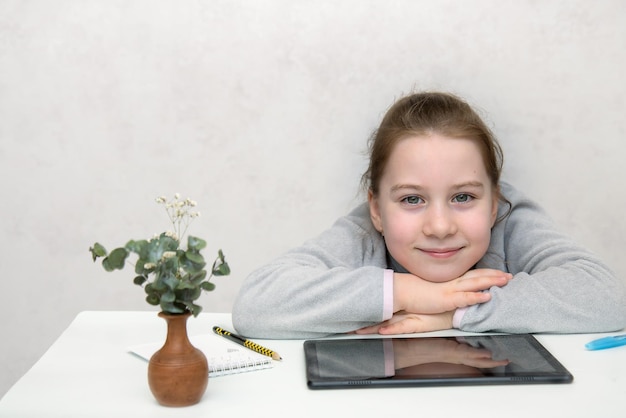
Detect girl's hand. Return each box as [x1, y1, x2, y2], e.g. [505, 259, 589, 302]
[392, 337, 510, 370]
[394, 268, 512, 314]
[354, 311, 454, 335]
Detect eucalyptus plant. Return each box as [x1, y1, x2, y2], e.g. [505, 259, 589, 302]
[89, 194, 230, 317]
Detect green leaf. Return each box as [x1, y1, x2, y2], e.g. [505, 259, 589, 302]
[145, 284, 159, 300]
[191, 286, 202, 300]
[185, 251, 204, 265]
[187, 236, 206, 251]
[161, 274, 179, 291]
[136, 235, 179, 263]
[184, 301, 202, 317]
[183, 262, 204, 275]
[210, 249, 230, 276]
[102, 248, 129, 271]
[176, 286, 201, 302]
[146, 293, 160, 305]
[176, 279, 196, 290]
[125, 239, 148, 254]
[151, 276, 167, 292]
[161, 291, 176, 303]
[161, 254, 180, 271]
[133, 276, 147, 286]
[190, 270, 207, 285]
[200, 281, 216, 291]
[89, 243, 107, 261]
[134, 260, 143, 275]
[213, 262, 230, 276]
[160, 302, 185, 314]
[179, 252, 205, 274]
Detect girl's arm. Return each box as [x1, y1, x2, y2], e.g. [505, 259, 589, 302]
[393, 269, 511, 314]
[232, 204, 390, 338]
[459, 182, 626, 333]
[232, 203, 507, 338]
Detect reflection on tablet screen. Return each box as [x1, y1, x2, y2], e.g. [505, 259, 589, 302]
[305, 335, 572, 389]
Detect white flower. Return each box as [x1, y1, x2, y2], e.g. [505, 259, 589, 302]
[156, 193, 200, 244]
[162, 251, 177, 259]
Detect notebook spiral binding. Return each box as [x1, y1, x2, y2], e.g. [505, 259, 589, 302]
[209, 354, 273, 377]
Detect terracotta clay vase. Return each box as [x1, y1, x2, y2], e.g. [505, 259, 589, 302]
[148, 312, 208, 407]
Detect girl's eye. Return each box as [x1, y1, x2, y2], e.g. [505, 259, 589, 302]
[453, 193, 473, 203]
[402, 195, 423, 205]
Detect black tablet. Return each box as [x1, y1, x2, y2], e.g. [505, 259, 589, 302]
[304, 334, 573, 389]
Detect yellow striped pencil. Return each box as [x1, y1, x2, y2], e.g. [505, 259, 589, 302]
[213, 326, 282, 361]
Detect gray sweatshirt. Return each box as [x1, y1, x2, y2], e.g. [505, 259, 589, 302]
[232, 182, 626, 338]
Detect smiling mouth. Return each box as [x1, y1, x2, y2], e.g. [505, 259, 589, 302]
[419, 248, 462, 259]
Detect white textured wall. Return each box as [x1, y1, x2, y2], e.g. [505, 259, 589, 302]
[1, 0, 624, 397]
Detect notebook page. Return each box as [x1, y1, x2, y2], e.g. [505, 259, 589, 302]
[128, 333, 274, 377]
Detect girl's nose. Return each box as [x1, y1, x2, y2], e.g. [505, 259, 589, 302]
[422, 204, 457, 238]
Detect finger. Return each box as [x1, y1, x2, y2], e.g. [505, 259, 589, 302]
[452, 291, 491, 308]
[465, 358, 510, 368]
[379, 318, 427, 335]
[354, 324, 383, 334]
[456, 274, 512, 292]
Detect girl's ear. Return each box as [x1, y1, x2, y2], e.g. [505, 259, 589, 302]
[490, 189, 499, 227]
[368, 190, 384, 233]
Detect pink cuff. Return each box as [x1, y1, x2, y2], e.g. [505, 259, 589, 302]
[383, 269, 394, 320]
[382, 338, 395, 377]
[452, 307, 467, 328]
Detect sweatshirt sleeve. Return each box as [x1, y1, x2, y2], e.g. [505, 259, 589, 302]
[459, 182, 626, 333]
[232, 204, 390, 339]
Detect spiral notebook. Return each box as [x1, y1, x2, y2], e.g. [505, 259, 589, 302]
[128, 333, 274, 377]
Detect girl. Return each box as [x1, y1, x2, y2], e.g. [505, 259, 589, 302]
[232, 92, 626, 338]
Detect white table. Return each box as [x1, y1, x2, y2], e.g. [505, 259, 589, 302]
[0, 311, 624, 418]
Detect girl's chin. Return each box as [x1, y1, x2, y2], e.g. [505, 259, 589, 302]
[407, 268, 469, 283]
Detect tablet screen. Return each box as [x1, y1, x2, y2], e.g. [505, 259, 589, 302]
[304, 334, 573, 389]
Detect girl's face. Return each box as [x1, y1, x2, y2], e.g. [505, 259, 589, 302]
[368, 134, 498, 283]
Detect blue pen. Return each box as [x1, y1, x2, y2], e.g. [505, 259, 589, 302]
[585, 334, 626, 351]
